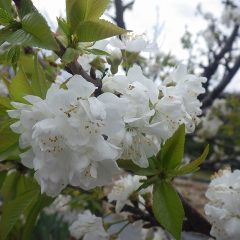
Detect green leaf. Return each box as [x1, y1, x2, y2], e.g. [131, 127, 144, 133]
[0, 120, 19, 155]
[62, 47, 78, 63]
[21, 11, 58, 50]
[117, 159, 158, 176]
[153, 181, 184, 240]
[76, 19, 127, 42]
[7, 29, 34, 45]
[57, 17, 70, 37]
[0, 8, 13, 25]
[1, 171, 20, 201]
[158, 124, 185, 171]
[0, 96, 13, 109]
[31, 55, 49, 98]
[7, 45, 21, 71]
[85, 48, 111, 56]
[7, 45, 21, 63]
[0, 171, 7, 189]
[66, 0, 109, 30]
[0, 189, 39, 240]
[0, 26, 14, 46]
[137, 176, 158, 192]
[17, 0, 36, 18]
[171, 145, 209, 176]
[0, 142, 20, 161]
[22, 194, 54, 240]
[85, 0, 110, 20]
[66, 0, 88, 28]
[19, 55, 35, 73]
[0, 0, 11, 15]
[9, 70, 33, 102]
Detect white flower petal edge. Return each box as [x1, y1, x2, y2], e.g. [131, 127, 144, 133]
[204, 169, 240, 240]
[69, 210, 109, 240]
[102, 64, 206, 167]
[8, 75, 125, 197]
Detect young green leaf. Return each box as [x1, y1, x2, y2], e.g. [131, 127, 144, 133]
[0, 142, 20, 162]
[21, 12, 58, 50]
[0, 189, 39, 240]
[117, 159, 159, 176]
[9, 70, 33, 102]
[31, 55, 49, 98]
[7, 45, 21, 71]
[22, 194, 54, 240]
[62, 47, 79, 63]
[85, 48, 111, 56]
[170, 145, 209, 177]
[0, 96, 13, 109]
[17, 0, 36, 19]
[1, 171, 21, 202]
[0, 26, 14, 46]
[153, 181, 184, 240]
[57, 17, 70, 37]
[19, 55, 35, 73]
[0, 8, 13, 25]
[0, 120, 19, 155]
[6, 29, 33, 46]
[85, 0, 110, 20]
[66, 0, 109, 30]
[158, 124, 185, 171]
[76, 19, 127, 42]
[0, 0, 12, 15]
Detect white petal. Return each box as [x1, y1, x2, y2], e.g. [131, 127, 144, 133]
[67, 75, 96, 98]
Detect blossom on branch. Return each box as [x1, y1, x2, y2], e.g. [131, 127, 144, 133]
[205, 169, 240, 240]
[8, 75, 125, 196]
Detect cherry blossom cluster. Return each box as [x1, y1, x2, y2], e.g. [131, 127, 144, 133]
[205, 169, 240, 240]
[195, 99, 227, 142]
[8, 54, 206, 196]
[44, 175, 169, 239]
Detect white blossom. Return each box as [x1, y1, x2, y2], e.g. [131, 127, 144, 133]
[103, 64, 206, 168]
[205, 169, 240, 240]
[195, 98, 226, 142]
[69, 210, 109, 240]
[108, 174, 150, 213]
[77, 40, 109, 77]
[103, 64, 160, 167]
[110, 33, 158, 53]
[153, 64, 206, 137]
[8, 75, 125, 196]
[118, 221, 145, 240]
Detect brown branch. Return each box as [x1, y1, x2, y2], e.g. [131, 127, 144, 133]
[179, 195, 212, 237]
[113, 0, 126, 29]
[202, 24, 239, 92]
[120, 194, 212, 237]
[113, 0, 135, 29]
[123, 1, 134, 11]
[54, 37, 102, 89]
[202, 54, 240, 108]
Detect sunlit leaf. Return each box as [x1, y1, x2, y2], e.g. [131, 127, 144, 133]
[76, 19, 127, 42]
[9, 70, 33, 102]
